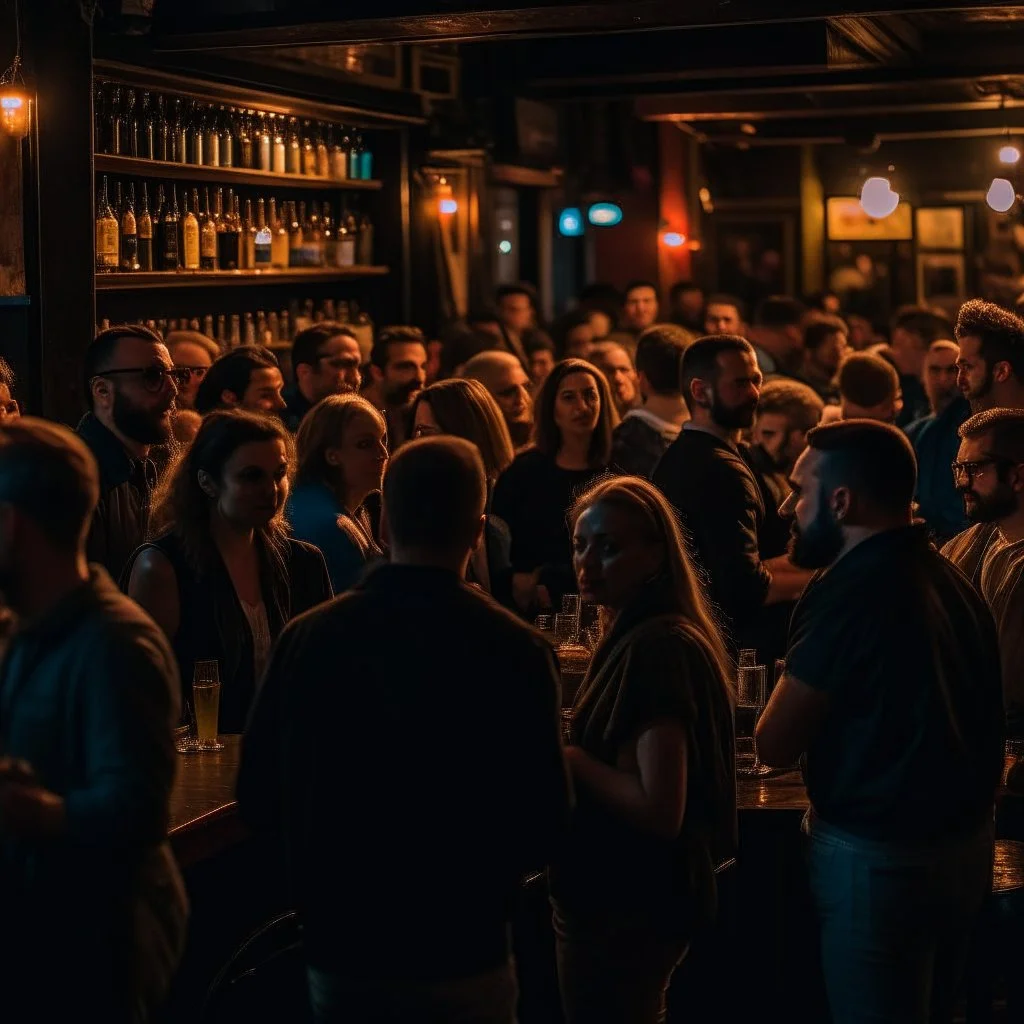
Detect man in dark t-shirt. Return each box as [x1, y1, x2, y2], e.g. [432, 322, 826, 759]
[757, 419, 1004, 1024]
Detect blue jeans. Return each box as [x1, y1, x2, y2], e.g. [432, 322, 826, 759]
[806, 813, 993, 1024]
[307, 962, 518, 1024]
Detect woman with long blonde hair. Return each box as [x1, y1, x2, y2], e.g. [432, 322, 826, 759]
[550, 475, 736, 1024]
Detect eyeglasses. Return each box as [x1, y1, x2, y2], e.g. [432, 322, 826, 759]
[92, 366, 190, 393]
[951, 458, 1003, 484]
[176, 365, 209, 381]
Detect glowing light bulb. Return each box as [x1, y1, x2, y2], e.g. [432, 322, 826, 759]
[987, 177, 1016, 213]
[558, 208, 584, 237]
[1000, 145, 1021, 166]
[498, 239, 512, 254]
[0, 89, 30, 139]
[662, 231, 686, 248]
[859, 176, 899, 219]
[587, 202, 623, 227]
[438, 197, 458, 215]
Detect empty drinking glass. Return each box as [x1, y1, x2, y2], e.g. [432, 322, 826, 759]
[738, 649, 757, 669]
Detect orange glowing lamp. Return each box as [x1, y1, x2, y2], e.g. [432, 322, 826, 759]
[0, 87, 30, 139]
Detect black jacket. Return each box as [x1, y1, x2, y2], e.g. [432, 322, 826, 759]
[652, 427, 772, 652]
[238, 563, 571, 981]
[77, 413, 159, 586]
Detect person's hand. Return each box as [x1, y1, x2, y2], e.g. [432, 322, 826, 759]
[0, 782, 65, 839]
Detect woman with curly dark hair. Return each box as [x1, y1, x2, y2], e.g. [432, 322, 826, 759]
[126, 409, 332, 731]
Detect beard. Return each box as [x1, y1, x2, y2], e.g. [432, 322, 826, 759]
[788, 497, 845, 569]
[964, 367, 995, 412]
[112, 387, 173, 445]
[963, 483, 1017, 524]
[710, 393, 758, 431]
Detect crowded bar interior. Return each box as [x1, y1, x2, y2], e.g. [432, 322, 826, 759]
[3, 1, 1024, 1022]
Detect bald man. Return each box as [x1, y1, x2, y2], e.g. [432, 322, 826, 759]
[907, 340, 971, 543]
[462, 350, 534, 447]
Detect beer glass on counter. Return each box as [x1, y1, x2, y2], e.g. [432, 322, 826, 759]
[736, 652, 772, 777]
[192, 659, 224, 751]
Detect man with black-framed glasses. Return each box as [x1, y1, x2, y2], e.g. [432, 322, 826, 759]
[944, 407, 1024, 737]
[284, 322, 363, 432]
[77, 325, 181, 583]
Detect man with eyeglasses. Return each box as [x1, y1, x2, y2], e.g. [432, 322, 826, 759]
[283, 323, 363, 432]
[77, 325, 183, 584]
[944, 408, 1024, 738]
[165, 330, 219, 410]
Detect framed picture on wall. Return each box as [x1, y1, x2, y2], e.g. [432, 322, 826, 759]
[710, 213, 796, 314]
[915, 207, 965, 251]
[916, 252, 967, 309]
[826, 197, 913, 242]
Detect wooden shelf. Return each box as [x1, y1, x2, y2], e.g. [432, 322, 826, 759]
[94, 154, 383, 192]
[96, 267, 389, 291]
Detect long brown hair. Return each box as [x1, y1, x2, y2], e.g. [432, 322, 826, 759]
[570, 474, 733, 696]
[294, 393, 386, 494]
[532, 358, 618, 468]
[150, 409, 293, 575]
[411, 378, 514, 482]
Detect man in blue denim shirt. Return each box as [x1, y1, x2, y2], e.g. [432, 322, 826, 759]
[757, 420, 1004, 1024]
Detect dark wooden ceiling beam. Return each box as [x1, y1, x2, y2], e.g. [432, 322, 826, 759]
[149, 1, 1023, 51]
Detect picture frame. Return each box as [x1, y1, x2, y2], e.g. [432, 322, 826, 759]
[915, 207, 965, 251]
[710, 212, 797, 304]
[916, 252, 967, 306]
[826, 196, 913, 242]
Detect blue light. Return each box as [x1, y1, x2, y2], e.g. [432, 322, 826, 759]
[558, 207, 584, 237]
[588, 202, 623, 227]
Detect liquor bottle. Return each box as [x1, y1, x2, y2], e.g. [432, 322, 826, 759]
[254, 198, 272, 267]
[159, 184, 180, 271]
[217, 188, 240, 271]
[288, 201, 303, 267]
[271, 115, 286, 174]
[267, 310, 280, 343]
[258, 113, 272, 172]
[241, 198, 256, 270]
[187, 101, 204, 165]
[139, 91, 155, 160]
[348, 133, 361, 180]
[338, 129, 352, 181]
[155, 95, 169, 161]
[137, 183, 154, 271]
[337, 210, 355, 267]
[238, 111, 254, 170]
[203, 105, 220, 167]
[125, 89, 139, 158]
[113, 181, 123, 229]
[286, 117, 301, 175]
[200, 188, 218, 271]
[202, 314, 215, 341]
[108, 87, 123, 156]
[120, 182, 140, 271]
[95, 175, 120, 273]
[302, 121, 317, 176]
[322, 201, 337, 266]
[171, 98, 186, 163]
[93, 83, 108, 154]
[328, 126, 346, 181]
[269, 198, 289, 269]
[243, 312, 256, 346]
[229, 314, 242, 348]
[256, 310, 270, 346]
[357, 212, 374, 265]
[181, 190, 200, 271]
[308, 202, 324, 266]
[316, 124, 329, 178]
[359, 137, 373, 180]
[219, 107, 234, 168]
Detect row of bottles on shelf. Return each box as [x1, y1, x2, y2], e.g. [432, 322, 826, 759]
[94, 81, 375, 180]
[97, 298, 375, 355]
[95, 176, 375, 274]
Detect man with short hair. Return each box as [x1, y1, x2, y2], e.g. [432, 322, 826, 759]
[944, 408, 1024, 737]
[652, 336, 809, 658]
[0, 418, 186, 1020]
[362, 326, 429, 449]
[590, 340, 639, 417]
[757, 419, 1004, 1024]
[165, 329, 219, 410]
[838, 352, 902, 423]
[194, 346, 287, 417]
[669, 280, 705, 334]
[78, 325, 183, 582]
[283, 323, 363, 431]
[611, 324, 690, 478]
[955, 298, 1024, 412]
[621, 280, 660, 337]
[906, 340, 971, 544]
[750, 378, 824, 478]
[495, 283, 537, 369]
[525, 333, 557, 389]
[749, 296, 805, 378]
[239, 436, 570, 1024]
[463, 350, 533, 447]
[704, 294, 746, 337]
[890, 306, 953, 426]
[799, 317, 848, 401]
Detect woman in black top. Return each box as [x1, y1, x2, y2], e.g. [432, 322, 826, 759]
[551, 475, 736, 1024]
[411, 378, 516, 605]
[492, 358, 618, 615]
[126, 410, 332, 732]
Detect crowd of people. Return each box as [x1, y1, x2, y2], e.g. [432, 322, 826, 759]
[0, 275, 1021, 1023]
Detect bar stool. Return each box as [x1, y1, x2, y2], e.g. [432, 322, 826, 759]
[965, 839, 1024, 1023]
